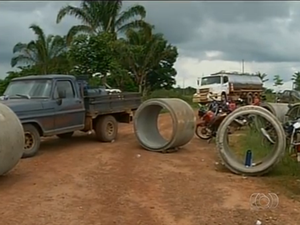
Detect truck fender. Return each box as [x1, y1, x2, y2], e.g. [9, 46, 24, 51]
[21, 120, 44, 136]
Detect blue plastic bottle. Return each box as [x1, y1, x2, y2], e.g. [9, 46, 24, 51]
[245, 150, 252, 167]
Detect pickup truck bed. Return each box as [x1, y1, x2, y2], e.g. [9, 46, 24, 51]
[84, 92, 141, 116]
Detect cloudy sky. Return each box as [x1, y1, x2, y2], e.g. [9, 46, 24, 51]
[1, 1, 300, 90]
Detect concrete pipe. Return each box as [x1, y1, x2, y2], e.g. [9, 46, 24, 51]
[286, 103, 300, 121]
[133, 98, 196, 152]
[216, 105, 286, 176]
[260, 102, 289, 123]
[0, 103, 24, 175]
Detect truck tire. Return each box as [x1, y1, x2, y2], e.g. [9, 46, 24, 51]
[57, 132, 74, 139]
[221, 93, 227, 102]
[247, 94, 253, 105]
[94, 115, 118, 142]
[22, 124, 41, 158]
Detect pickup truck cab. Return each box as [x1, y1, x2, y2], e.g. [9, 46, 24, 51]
[0, 74, 141, 158]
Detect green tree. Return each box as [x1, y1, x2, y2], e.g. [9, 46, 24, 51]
[273, 74, 283, 87]
[56, 0, 149, 44]
[106, 71, 138, 92]
[292, 72, 300, 91]
[146, 41, 178, 92]
[11, 24, 66, 74]
[0, 66, 39, 94]
[68, 33, 121, 85]
[116, 27, 178, 95]
[255, 71, 268, 83]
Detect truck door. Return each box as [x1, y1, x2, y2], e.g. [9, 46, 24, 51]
[53, 80, 85, 132]
[222, 76, 229, 93]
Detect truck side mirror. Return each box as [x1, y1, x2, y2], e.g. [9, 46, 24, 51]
[58, 90, 66, 99]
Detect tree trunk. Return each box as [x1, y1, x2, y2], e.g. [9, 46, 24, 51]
[101, 75, 107, 86]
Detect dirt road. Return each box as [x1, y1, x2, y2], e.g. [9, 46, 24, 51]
[0, 114, 300, 225]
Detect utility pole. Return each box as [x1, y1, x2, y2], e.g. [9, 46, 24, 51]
[242, 59, 245, 74]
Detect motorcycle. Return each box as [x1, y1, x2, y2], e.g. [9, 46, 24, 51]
[195, 96, 237, 140]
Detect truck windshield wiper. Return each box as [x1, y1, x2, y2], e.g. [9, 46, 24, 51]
[15, 94, 31, 99]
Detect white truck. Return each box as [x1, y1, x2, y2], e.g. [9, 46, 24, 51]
[193, 71, 263, 104]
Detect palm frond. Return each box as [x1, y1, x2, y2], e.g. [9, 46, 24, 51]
[66, 25, 94, 45]
[12, 43, 28, 54]
[116, 5, 146, 29]
[56, 5, 91, 25]
[11, 55, 36, 67]
[117, 20, 153, 33]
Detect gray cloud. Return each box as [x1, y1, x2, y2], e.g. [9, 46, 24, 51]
[0, 1, 300, 80]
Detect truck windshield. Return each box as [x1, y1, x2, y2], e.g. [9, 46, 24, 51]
[4, 79, 52, 98]
[201, 76, 221, 86]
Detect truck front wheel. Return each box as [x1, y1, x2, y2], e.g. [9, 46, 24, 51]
[94, 115, 118, 142]
[22, 124, 41, 158]
[247, 94, 253, 105]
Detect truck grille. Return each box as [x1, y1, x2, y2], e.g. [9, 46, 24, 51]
[199, 88, 209, 93]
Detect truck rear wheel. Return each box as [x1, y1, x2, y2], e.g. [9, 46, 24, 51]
[22, 124, 41, 158]
[57, 132, 74, 139]
[94, 115, 118, 142]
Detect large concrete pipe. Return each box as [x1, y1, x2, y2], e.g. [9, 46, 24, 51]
[286, 103, 300, 121]
[0, 103, 24, 175]
[260, 102, 289, 123]
[216, 105, 286, 176]
[133, 98, 196, 152]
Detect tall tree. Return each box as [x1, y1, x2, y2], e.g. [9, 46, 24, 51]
[273, 74, 283, 87]
[0, 66, 39, 94]
[292, 72, 300, 91]
[11, 24, 66, 74]
[116, 27, 178, 95]
[68, 33, 121, 85]
[273, 75, 283, 93]
[255, 71, 268, 83]
[56, 0, 149, 44]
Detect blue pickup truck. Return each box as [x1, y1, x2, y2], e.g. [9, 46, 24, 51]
[0, 74, 141, 158]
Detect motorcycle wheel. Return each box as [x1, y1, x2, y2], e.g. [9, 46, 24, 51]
[195, 125, 212, 140]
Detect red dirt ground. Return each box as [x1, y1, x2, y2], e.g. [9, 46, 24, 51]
[0, 113, 300, 225]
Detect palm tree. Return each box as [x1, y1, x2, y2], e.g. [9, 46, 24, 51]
[255, 71, 268, 83]
[11, 24, 66, 74]
[292, 72, 300, 91]
[56, 0, 149, 44]
[116, 27, 176, 95]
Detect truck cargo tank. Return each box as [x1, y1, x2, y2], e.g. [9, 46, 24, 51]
[133, 98, 196, 152]
[0, 102, 24, 175]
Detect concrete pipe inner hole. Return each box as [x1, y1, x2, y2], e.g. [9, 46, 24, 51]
[225, 113, 280, 165]
[136, 104, 174, 149]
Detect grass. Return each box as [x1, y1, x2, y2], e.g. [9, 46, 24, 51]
[228, 127, 273, 162]
[229, 117, 300, 198]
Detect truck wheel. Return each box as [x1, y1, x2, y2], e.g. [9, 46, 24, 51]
[247, 94, 253, 105]
[22, 124, 41, 158]
[94, 115, 118, 142]
[57, 132, 74, 139]
[221, 93, 227, 102]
